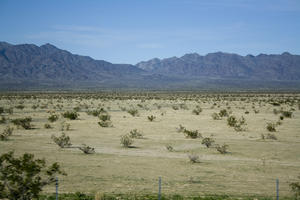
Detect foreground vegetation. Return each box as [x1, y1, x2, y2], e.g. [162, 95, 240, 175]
[0, 91, 300, 198]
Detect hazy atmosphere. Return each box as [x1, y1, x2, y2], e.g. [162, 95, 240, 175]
[1, 0, 300, 64]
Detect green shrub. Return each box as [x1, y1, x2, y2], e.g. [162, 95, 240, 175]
[192, 106, 202, 115]
[129, 129, 143, 139]
[98, 120, 112, 127]
[0, 116, 6, 124]
[266, 123, 276, 132]
[201, 137, 215, 148]
[86, 108, 106, 116]
[216, 144, 229, 154]
[166, 145, 174, 152]
[78, 144, 95, 154]
[0, 126, 13, 141]
[227, 115, 237, 127]
[62, 111, 79, 120]
[44, 123, 52, 129]
[183, 129, 202, 139]
[120, 134, 134, 147]
[48, 114, 59, 122]
[290, 176, 300, 199]
[11, 117, 32, 129]
[147, 115, 156, 122]
[60, 122, 71, 131]
[98, 113, 111, 121]
[51, 133, 72, 148]
[188, 154, 200, 163]
[281, 110, 292, 118]
[219, 109, 228, 117]
[0, 107, 3, 114]
[15, 104, 25, 110]
[127, 108, 139, 116]
[211, 113, 221, 120]
[0, 151, 65, 200]
[176, 124, 185, 133]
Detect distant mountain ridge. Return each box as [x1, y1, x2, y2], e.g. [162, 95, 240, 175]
[1, 42, 300, 90]
[136, 52, 300, 80]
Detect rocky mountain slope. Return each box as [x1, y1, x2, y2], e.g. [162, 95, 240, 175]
[1, 42, 300, 90]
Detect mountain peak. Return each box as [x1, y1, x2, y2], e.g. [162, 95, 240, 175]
[40, 43, 58, 49]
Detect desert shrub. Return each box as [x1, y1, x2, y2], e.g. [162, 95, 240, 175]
[51, 133, 72, 148]
[62, 111, 79, 120]
[266, 123, 276, 132]
[120, 134, 134, 147]
[245, 111, 249, 114]
[44, 123, 52, 129]
[279, 115, 284, 120]
[0, 126, 13, 141]
[73, 106, 81, 112]
[176, 124, 185, 133]
[129, 129, 143, 139]
[86, 108, 106, 116]
[0, 116, 6, 124]
[227, 115, 237, 127]
[183, 129, 202, 139]
[172, 105, 179, 110]
[254, 109, 260, 114]
[179, 103, 188, 110]
[273, 109, 279, 115]
[98, 120, 112, 127]
[211, 113, 221, 120]
[0, 151, 65, 200]
[166, 145, 174, 152]
[99, 113, 111, 121]
[192, 106, 202, 115]
[219, 109, 228, 117]
[147, 115, 156, 122]
[281, 110, 292, 118]
[201, 137, 215, 148]
[265, 133, 277, 140]
[127, 108, 139, 116]
[0, 107, 3, 114]
[48, 114, 59, 122]
[188, 154, 200, 163]
[15, 104, 25, 110]
[4, 107, 13, 114]
[216, 144, 229, 154]
[11, 117, 32, 129]
[60, 122, 71, 131]
[290, 176, 300, 199]
[32, 104, 39, 110]
[78, 144, 95, 154]
[233, 116, 247, 132]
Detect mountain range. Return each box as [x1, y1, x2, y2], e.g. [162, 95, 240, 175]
[1, 42, 300, 91]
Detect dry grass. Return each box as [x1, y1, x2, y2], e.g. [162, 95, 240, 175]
[0, 92, 300, 197]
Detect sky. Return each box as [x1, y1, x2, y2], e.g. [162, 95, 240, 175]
[0, 0, 300, 64]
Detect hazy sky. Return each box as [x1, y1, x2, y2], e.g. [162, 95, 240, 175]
[1, 0, 300, 64]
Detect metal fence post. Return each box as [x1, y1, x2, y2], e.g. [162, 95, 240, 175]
[276, 178, 279, 200]
[56, 177, 59, 200]
[158, 177, 161, 200]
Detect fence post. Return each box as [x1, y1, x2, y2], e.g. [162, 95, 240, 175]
[276, 178, 279, 200]
[158, 177, 161, 200]
[56, 177, 59, 200]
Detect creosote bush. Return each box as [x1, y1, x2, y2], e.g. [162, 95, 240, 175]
[166, 145, 174, 152]
[192, 106, 202, 115]
[0, 116, 7, 124]
[120, 134, 134, 147]
[127, 108, 139, 117]
[11, 117, 32, 129]
[216, 144, 229, 154]
[227, 115, 237, 127]
[266, 123, 276, 132]
[78, 144, 95, 154]
[183, 129, 202, 139]
[219, 109, 228, 117]
[129, 129, 143, 139]
[0, 126, 14, 141]
[147, 115, 156, 122]
[201, 137, 215, 148]
[62, 111, 79, 120]
[44, 123, 52, 129]
[188, 154, 200, 163]
[48, 114, 59, 122]
[211, 113, 221, 120]
[0, 151, 65, 200]
[51, 133, 72, 148]
[290, 176, 300, 199]
[99, 113, 111, 121]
